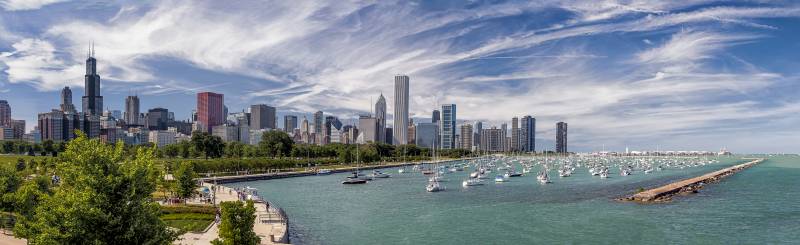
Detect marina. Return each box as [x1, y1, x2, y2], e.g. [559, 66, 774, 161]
[226, 155, 800, 244]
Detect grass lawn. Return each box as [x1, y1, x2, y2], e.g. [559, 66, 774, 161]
[160, 204, 216, 233]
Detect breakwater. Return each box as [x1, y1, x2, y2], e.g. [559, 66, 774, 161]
[198, 158, 469, 184]
[620, 158, 765, 203]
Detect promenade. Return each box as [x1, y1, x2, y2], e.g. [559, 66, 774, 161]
[623, 158, 765, 203]
[175, 183, 289, 245]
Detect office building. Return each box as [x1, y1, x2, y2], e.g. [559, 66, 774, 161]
[481, 127, 504, 152]
[521, 116, 535, 152]
[473, 121, 482, 149]
[250, 104, 276, 130]
[415, 122, 438, 149]
[60, 87, 76, 113]
[556, 122, 568, 153]
[146, 108, 170, 130]
[197, 92, 224, 133]
[375, 93, 387, 143]
[125, 95, 140, 125]
[148, 129, 176, 148]
[511, 117, 520, 151]
[407, 119, 416, 145]
[0, 100, 9, 127]
[393, 75, 409, 145]
[460, 124, 473, 150]
[284, 115, 298, 132]
[82, 45, 103, 115]
[358, 115, 377, 143]
[432, 110, 440, 124]
[440, 104, 456, 149]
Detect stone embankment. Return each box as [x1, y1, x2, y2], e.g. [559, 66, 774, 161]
[620, 158, 765, 203]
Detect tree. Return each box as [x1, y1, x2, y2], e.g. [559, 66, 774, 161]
[0, 165, 21, 212]
[163, 144, 180, 158]
[16, 158, 26, 171]
[225, 141, 246, 158]
[173, 162, 197, 202]
[259, 131, 293, 158]
[191, 132, 225, 159]
[14, 132, 177, 244]
[42, 140, 54, 156]
[212, 201, 260, 245]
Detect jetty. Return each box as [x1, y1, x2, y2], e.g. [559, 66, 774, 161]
[620, 158, 765, 203]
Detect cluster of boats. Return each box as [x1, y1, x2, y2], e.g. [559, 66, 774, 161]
[336, 154, 725, 192]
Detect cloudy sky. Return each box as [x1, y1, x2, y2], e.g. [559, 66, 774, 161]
[1, 0, 799, 153]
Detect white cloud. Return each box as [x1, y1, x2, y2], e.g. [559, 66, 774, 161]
[0, 0, 67, 11]
[0, 38, 82, 90]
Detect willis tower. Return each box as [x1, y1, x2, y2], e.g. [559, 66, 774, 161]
[82, 43, 103, 115]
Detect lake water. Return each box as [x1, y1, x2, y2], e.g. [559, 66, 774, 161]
[228, 155, 800, 244]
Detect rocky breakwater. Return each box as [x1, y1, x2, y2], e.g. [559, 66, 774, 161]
[619, 158, 765, 203]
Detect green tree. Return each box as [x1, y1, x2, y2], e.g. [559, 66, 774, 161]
[259, 131, 293, 158]
[16, 158, 26, 171]
[42, 140, 55, 156]
[192, 132, 225, 159]
[225, 141, 246, 158]
[14, 132, 177, 244]
[212, 201, 260, 245]
[12, 175, 50, 218]
[163, 144, 180, 158]
[0, 165, 21, 212]
[173, 162, 197, 202]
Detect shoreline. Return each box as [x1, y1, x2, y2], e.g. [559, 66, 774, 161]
[619, 158, 765, 203]
[197, 158, 472, 184]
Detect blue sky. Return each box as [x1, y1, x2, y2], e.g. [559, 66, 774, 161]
[0, 0, 799, 153]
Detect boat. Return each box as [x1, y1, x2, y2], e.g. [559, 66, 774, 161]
[469, 171, 480, 179]
[242, 186, 262, 201]
[426, 180, 443, 192]
[494, 175, 507, 182]
[507, 172, 523, 177]
[536, 170, 550, 184]
[342, 178, 368, 184]
[421, 169, 435, 175]
[462, 179, 483, 187]
[316, 169, 332, 175]
[370, 170, 390, 178]
[599, 171, 609, 179]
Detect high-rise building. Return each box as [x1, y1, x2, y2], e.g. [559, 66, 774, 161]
[415, 122, 438, 149]
[375, 93, 387, 143]
[556, 122, 568, 153]
[473, 121, 482, 149]
[500, 123, 508, 152]
[407, 119, 416, 145]
[521, 116, 536, 152]
[460, 124, 473, 150]
[313, 111, 323, 134]
[10, 120, 24, 139]
[511, 117, 520, 151]
[284, 115, 298, 132]
[38, 110, 84, 142]
[82, 44, 103, 116]
[480, 127, 504, 152]
[358, 115, 377, 143]
[250, 104, 276, 130]
[197, 92, 224, 133]
[393, 75, 409, 145]
[432, 110, 440, 124]
[125, 95, 140, 125]
[60, 87, 76, 113]
[440, 104, 456, 149]
[145, 108, 170, 130]
[0, 100, 9, 127]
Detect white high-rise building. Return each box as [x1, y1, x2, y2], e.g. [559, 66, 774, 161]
[393, 75, 409, 145]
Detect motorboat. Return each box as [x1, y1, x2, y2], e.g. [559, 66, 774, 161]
[398, 168, 406, 174]
[494, 175, 507, 182]
[426, 180, 443, 192]
[316, 169, 332, 175]
[370, 170, 390, 178]
[536, 171, 551, 184]
[469, 171, 480, 179]
[462, 179, 483, 187]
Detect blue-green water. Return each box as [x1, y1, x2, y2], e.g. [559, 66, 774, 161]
[229, 156, 800, 244]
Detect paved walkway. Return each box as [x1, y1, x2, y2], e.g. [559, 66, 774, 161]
[176, 183, 289, 244]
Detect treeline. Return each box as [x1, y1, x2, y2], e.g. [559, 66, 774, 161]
[0, 140, 66, 156]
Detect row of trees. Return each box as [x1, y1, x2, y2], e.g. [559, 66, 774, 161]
[0, 140, 66, 156]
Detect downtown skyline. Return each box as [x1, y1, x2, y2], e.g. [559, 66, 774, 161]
[1, 1, 800, 153]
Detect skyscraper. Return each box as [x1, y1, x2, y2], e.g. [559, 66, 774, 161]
[0, 100, 9, 127]
[407, 119, 416, 145]
[460, 124, 473, 150]
[473, 121, 482, 149]
[375, 93, 387, 143]
[82, 44, 103, 116]
[415, 122, 438, 149]
[432, 110, 440, 124]
[125, 95, 140, 126]
[556, 122, 568, 153]
[250, 104, 276, 129]
[511, 117, 520, 151]
[393, 75, 409, 145]
[284, 115, 298, 132]
[145, 108, 169, 130]
[521, 116, 536, 152]
[440, 104, 456, 149]
[60, 86, 76, 113]
[313, 111, 323, 134]
[197, 92, 224, 133]
[358, 115, 377, 143]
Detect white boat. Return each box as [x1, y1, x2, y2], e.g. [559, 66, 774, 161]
[370, 170, 390, 178]
[600, 172, 609, 179]
[494, 175, 507, 182]
[537, 171, 550, 184]
[462, 179, 483, 187]
[398, 168, 406, 174]
[426, 180, 443, 192]
[316, 169, 332, 175]
[469, 171, 479, 178]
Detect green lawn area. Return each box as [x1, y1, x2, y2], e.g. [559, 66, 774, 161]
[159, 204, 216, 233]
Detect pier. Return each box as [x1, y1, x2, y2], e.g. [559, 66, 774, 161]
[621, 158, 765, 203]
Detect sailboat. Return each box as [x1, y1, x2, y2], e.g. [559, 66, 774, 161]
[343, 144, 368, 184]
[426, 128, 444, 192]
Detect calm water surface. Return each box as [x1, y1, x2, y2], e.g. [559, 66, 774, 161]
[228, 156, 800, 244]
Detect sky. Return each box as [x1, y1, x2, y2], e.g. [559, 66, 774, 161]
[0, 0, 799, 153]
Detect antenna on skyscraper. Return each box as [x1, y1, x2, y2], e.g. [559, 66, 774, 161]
[91, 41, 95, 57]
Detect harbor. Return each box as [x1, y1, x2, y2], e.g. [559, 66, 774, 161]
[222, 155, 799, 244]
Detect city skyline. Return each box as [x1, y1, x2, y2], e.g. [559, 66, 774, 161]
[1, 1, 799, 153]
